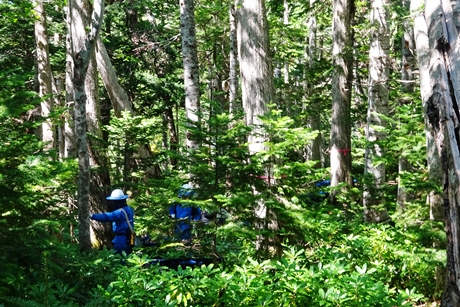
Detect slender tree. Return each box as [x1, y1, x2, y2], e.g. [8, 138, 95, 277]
[330, 0, 354, 199]
[68, 0, 105, 252]
[229, 4, 238, 116]
[96, 37, 157, 176]
[64, 13, 76, 160]
[34, 0, 55, 151]
[396, 0, 416, 211]
[180, 0, 201, 152]
[282, 0, 290, 111]
[306, 0, 322, 167]
[363, 0, 390, 223]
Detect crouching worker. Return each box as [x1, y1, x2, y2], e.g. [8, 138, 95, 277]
[169, 184, 201, 241]
[91, 189, 135, 256]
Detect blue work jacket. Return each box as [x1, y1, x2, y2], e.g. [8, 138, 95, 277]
[169, 202, 201, 221]
[91, 206, 134, 247]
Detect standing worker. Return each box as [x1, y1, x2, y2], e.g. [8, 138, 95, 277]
[91, 189, 135, 255]
[169, 184, 201, 241]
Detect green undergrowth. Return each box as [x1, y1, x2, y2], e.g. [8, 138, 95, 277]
[1, 203, 444, 307]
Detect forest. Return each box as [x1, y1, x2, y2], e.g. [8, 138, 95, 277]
[2, 0, 460, 306]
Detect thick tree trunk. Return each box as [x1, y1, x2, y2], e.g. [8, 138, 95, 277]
[237, 0, 273, 152]
[363, 0, 390, 223]
[237, 0, 279, 256]
[180, 0, 201, 151]
[86, 51, 112, 249]
[68, 0, 104, 252]
[412, 0, 445, 296]
[412, 0, 444, 222]
[330, 0, 354, 199]
[34, 0, 55, 151]
[423, 1, 460, 305]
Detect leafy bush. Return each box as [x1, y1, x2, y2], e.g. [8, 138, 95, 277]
[89, 244, 427, 307]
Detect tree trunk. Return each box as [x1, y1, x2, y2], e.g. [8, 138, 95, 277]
[412, 0, 445, 296]
[86, 48, 113, 249]
[229, 4, 238, 116]
[34, 0, 55, 151]
[397, 0, 416, 212]
[64, 20, 76, 160]
[165, 106, 179, 168]
[412, 0, 444, 223]
[237, 0, 279, 256]
[68, 0, 104, 252]
[423, 1, 460, 305]
[363, 0, 390, 223]
[69, 0, 112, 250]
[237, 0, 273, 152]
[95, 37, 134, 116]
[330, 0, 354, 199]
[282, 0, 290, 115]
[179, 0, 201, 151]
[306, 0, 322, 167]
[96, 37, 157, 179]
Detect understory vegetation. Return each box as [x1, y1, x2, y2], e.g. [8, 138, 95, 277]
[1, 201, 444, 307]
[0, 106, 446, 307]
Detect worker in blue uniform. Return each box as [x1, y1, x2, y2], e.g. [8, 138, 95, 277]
[91, 189, 135, 255]
[169, 184, 201, 240]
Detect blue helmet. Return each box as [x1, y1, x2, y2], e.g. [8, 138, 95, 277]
[178, 184, 194, 198]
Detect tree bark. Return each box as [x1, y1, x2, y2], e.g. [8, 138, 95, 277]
[65, 15, 76, 160]
[423, 1, 460, 305]
[180, 0, 201, 151]
[363, 0, 390, 223]
[68, 0, 104, 252]
[164, 104, 179, 168]
[412, 0, 444, 223]
[412, 0, 445, 296]
[282, 0, 290, 114]
[237, 0, 279, 256]
[330, 0, 354, 199]
[237, 0, 273, 153]
[95, 37, 134, 117]
[306, 0, 322, 167]
[397, 0, 416, 212]
[229, 4, 238, 117]
[86, 47, 112, 249]
[34, 0, 55, 151]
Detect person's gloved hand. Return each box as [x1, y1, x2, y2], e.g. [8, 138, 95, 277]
[170, 214, 175, 219]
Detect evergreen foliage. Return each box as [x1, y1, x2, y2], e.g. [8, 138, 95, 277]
[0, 0, 446, 306]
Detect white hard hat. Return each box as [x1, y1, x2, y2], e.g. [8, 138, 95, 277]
[178, 184, 194, 197]
[181, 184, 193, 190]
[106, 189, 129, 200]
